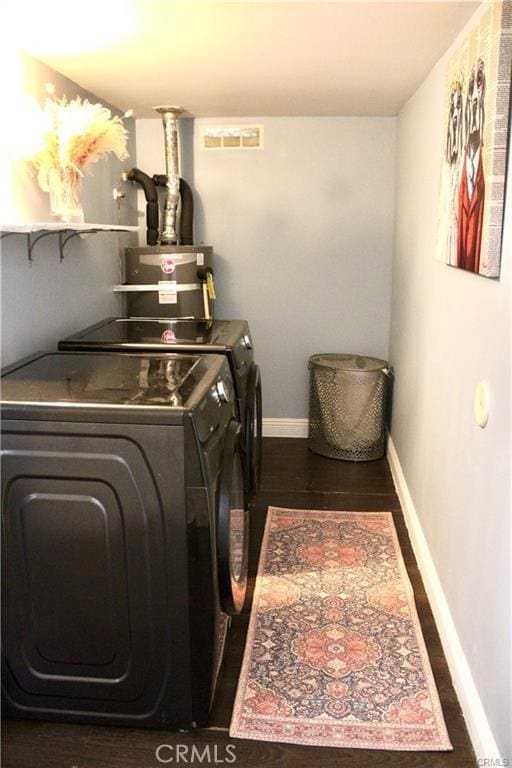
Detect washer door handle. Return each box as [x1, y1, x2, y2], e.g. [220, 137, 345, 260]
[217, 420, 249, 616]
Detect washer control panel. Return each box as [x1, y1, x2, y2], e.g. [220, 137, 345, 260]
[212, 375, 234, 405]
[194, 365, 235, 443]
[233, 325, 254, 369]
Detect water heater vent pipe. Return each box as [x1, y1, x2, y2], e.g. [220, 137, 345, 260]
[154, 105, 184, 244]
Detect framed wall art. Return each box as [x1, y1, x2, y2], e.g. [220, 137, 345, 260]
[437, 0, 512, 278]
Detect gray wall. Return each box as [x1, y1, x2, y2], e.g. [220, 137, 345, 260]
[390, 7, 511, 757]
[0, 52, 138, 367]
[136, 117, 396, 418]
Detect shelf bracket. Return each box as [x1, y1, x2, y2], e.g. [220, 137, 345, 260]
[1, 224, 137, 262]
[1, 231, 58, 263]
[0, 232, 17, 244]
[58, 229, 101, 261]
[58, 230, 75, 261]
[27, 231, 55, 263]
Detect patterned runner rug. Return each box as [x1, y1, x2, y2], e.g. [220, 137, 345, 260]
[230, 507, 452, 750]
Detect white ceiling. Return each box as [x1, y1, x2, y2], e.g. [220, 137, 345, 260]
[14, 1, 479, 117]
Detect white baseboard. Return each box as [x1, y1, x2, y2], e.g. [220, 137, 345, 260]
[386, 435, 500, 762]
[262, 418, 309, 438]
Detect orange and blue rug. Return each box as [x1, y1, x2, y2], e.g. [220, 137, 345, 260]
[230, 507, 452, 751]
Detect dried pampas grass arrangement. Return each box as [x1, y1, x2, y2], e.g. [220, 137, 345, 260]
[27, 86, 131, 222]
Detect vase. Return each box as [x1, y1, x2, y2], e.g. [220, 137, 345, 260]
[49, 170, 84, 224]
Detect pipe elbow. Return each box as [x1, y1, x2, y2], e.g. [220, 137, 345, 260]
[126, 167, 158, 203]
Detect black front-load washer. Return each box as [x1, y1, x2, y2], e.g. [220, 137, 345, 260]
[59, 318, 262, 493]
[1, 351, 248, 729]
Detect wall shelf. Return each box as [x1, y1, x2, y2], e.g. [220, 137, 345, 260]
[0, 223, 139, 262]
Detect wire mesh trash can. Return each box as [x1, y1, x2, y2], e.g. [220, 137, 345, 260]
[308, 354, 390, 462]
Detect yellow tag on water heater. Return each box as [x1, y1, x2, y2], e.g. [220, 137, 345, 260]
[207, 272, 216, 300]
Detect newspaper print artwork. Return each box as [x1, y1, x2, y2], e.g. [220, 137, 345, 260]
[437, 1, 512, 278]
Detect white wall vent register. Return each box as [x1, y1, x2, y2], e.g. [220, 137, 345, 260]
[200, 125, 264, 150]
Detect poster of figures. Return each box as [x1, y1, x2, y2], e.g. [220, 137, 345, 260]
[437, 1, 512, 277]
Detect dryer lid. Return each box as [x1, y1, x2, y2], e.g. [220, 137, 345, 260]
[72, 318, 229, 347]
[0, 352, 209, 410]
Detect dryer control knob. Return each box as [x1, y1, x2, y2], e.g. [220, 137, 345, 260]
[242, 334, 253, 350]
[215, 380, 230, 403]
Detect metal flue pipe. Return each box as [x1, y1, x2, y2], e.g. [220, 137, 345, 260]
[154, 105, 184, 244]
[153, 175, 194, 246]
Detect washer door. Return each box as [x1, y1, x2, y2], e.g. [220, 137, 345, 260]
[217, 420, 249, 615]
[245, 363, 263, 493]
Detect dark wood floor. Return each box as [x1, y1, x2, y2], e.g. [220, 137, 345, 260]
[2, 438, 477, 768]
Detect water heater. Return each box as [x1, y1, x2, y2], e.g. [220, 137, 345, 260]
[116, 106, 215, 319]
